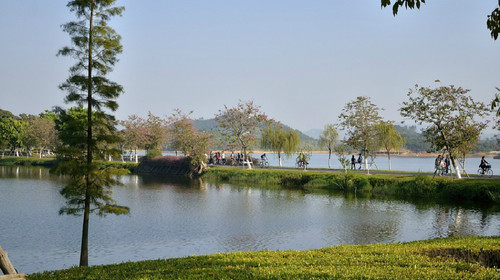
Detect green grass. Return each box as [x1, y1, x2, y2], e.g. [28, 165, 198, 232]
[27, 236, 500, 279]
[0, 156, 138, 172]
[0, 156, 57, 167]
[203, 168, 500, 203]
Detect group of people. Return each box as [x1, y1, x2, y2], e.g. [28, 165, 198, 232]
[207, 152, 226, 165]
[434, 155, 493, 176]
[207, 152, 255, 166]
[296, 152, 308, 167]
[433, 154, 451, 176]
[350, 154, 362, 170]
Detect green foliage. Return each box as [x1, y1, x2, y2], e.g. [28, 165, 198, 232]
[191, 118, 318, 150]
[382, 0, 500, 40]
[400, 84, 489, 178]
[55, 162, 130, 216]
[381, 0, 426, 15]
[58, 0, 126, 267]
[146, 149, 163, 159]
[376, 122, 404, 152]
[28, 236, 500, 280]
[0, 157, 57, 167]
[319, 124, 338, 168]
[334, 144, 351, 171]
[167, 109, 213, 173]
[215, 100, 267, 160]
[395, 125, 430, 152]
[338, 96, 383, 169]
[120, 114, 146, 158]
[0, 116, 27, 153]
[143, 112, 168, 153]
[203, 168, 500, 203]
[260, 122, 300, 166]
[55, 106, 121, 160]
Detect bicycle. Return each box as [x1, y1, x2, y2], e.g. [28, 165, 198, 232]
[259, 159, 269, 168]
[295, 159, 308, 169]
[477, 165, 493, 177]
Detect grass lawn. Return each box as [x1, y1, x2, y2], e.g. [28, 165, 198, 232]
[28, 236, 499, 279]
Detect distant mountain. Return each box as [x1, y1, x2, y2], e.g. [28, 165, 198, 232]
[304, 129, 322, 140]
[281, 124, 317, 144]
[192, 118, 218, 132]
[394, 125, 499, 153]
[192, 118, 318, 146]
[394, 125, 430, 152]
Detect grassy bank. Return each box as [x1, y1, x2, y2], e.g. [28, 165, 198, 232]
[0, 157, 138, 172]
[28, 236, 499, 279]
[0, 156, 58, 167]
[203, 167, 500, 204]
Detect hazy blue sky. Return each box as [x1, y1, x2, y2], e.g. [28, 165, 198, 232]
[1, 1, 499, 133]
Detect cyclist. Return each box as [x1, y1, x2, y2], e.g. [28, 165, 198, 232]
[297, 153, 308, 167]
[261, 153, 268, 163]
[479, 156, 490, 174]
[260, 153, 268, 167]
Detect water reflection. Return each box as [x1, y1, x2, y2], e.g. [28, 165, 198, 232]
[0, 167, 498, 274]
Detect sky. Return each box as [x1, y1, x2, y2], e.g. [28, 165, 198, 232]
[1, 0, 499, 135]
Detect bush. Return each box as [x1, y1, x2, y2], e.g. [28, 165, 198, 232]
[145, 149, 162, 158]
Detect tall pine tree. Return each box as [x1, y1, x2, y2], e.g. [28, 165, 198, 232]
[56, 0, 127, 267]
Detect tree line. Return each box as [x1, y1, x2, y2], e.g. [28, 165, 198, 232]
[1, 86, 497, 174]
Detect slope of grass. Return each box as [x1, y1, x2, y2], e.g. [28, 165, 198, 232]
[28, 236, 499, 279]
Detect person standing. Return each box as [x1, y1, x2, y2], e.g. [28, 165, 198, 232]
[434, 155, 442, 176]
[357, 154, 362, 170]
[444, 155, 450, 175]
[351, 155, 356, 170]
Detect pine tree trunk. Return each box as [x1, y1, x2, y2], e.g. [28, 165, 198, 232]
[80, 189, 90, 267]
[80, 0, 94, 267]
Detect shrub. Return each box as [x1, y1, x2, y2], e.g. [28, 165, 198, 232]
[145, 149, 162, 158]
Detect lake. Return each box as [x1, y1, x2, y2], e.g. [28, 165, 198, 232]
[0, 166, 499, 273]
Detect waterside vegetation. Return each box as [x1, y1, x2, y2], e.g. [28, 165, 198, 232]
[203, 167, 500, 204]
[27, 236, 500, 280]
[1, 157, 499, 204]
[0, 157, 137, 172]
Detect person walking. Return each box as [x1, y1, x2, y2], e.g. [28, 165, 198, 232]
[351, 155, 356, 170]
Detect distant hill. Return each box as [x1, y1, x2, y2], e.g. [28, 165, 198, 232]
[394, 125, 430, 152]
[192, 118, 318, 147]
[394, 125, 499, 153]
[304, 129, 322, 140]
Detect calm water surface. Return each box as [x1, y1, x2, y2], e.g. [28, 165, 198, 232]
[0, 166, 499, 273]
